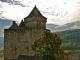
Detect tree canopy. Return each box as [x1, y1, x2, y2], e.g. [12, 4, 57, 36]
[32, 30, 64, 60]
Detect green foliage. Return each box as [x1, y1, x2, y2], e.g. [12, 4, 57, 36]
[64, 50, 74, 53]
[55, 29, 80, 50]
[0, 37, 4, 47]
[32, 30, 64, 60]
[0, 50, 3, 57]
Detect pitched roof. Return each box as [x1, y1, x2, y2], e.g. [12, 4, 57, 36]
[24, 5, 46, 19]
[19, 20, 26, 29]
[9, 21, 19, 29]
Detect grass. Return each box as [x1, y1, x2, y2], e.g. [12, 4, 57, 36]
[64, 50, 74, 53]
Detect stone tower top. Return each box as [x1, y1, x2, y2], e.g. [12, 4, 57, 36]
[19, 20, 26, 29]
[23, 5, 47, 29]
[24, 5, 46, 19]
[9, 21, 18, 29]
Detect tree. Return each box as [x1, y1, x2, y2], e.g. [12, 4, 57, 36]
[32, 30, 65, 60]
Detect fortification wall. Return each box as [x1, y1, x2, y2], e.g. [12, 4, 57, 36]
[4, 28, 45, 60]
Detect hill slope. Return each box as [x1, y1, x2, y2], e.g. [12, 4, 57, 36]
[0, 37, 4, 47]
[55, 29, 80, 50]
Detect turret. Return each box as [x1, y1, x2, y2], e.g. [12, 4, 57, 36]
[9, 21, 18, 29]
[19, 20, 26, 29]
[24, 5, 47, 29]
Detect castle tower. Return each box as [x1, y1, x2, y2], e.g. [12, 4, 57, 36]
[9, 21, 19, 29]
[24, 5, 47, 29]
[4, 5, 48, 60]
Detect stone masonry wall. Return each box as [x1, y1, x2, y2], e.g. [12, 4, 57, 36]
[4, 28, 44, 60]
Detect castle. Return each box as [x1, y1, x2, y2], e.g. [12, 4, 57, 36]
[4, 5, 49, 60]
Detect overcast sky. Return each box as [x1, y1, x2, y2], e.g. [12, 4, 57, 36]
[0, 0, 80, 26]
[0, 0, 80, 37]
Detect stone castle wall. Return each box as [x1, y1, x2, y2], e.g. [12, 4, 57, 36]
[24, 16, 46, 29]
[4, 28, 45, 60]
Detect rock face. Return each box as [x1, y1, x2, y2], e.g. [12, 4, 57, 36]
[4, 5, 48, 60]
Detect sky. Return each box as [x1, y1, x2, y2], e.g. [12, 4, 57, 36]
[0, 0, 80, 25]
[0, 0, 80, 37]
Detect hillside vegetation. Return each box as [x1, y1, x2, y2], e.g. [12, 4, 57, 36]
[0, 37, 4, 59]
[55, 29, 80, 50]
[0, 37, 4, 47]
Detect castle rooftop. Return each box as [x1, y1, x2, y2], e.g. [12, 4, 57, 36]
[24, 5, 47, 19]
